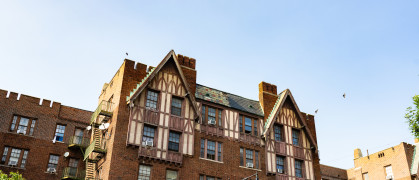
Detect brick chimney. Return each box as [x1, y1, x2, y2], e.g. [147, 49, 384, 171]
[259, 82, 279, 121]
[354, 148, 363, 159]
[177, 54, 197, 96]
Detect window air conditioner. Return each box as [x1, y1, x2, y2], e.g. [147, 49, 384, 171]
[386, 175, 393, 180]
[17, 129, 25, 134]
[47, 167, 57, 174]
[277, 168, 283, 173]
[208, 120, 216, 125]
[142, 141, 153, 147]
[8, 161, 17, 166]
[246, 163, 254, 168]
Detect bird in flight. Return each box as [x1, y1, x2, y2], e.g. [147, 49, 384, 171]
[315, 109, 318, 114]
[343, 93, 346, 98]
[126, 52, 128, 56]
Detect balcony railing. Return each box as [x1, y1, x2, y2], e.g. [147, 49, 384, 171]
[138, 146, 183, 165]
[68, 136, 90, 148]
[201, 124, 223, 137]
[84, 138, 107, 161]
[90, 100, 114, 125]
[274, 141, 286, 155]
[61, 167, 85, 180]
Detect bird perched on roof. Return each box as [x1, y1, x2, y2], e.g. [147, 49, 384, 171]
[315, 109, 318, 114]
[343, 93, 346, 98]
[126, 52, 128, 56]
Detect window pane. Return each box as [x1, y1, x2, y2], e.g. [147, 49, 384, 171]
[276, 156, 284, 173]
[200, 139, 205, 158]
[69, 158, 79, 168]
[200, 175, 204, 180]
[20, 150, 29, 168]
[292, 129, 300, 146]
[208, 107, 216, 124]
[295, 160, 303, 178]
[240, 148, 244, 166]
[244, 117, 252, 134]
[168, 131, 180, 152]
[253, 120, 257, 136]
[239, 115, 243, 132]
[218, 110, 222, 126]
[142, 126, 155, 146]
[1, 147, 9, 164]
[138, 165, 151, 180]
[55, 125, 66, 142]
[171, 98, 182, 116]
[166, 170, 178, 180]
[146, 91, 159, 110]
[255, 151, 259, 169]
[207, 141, 215, 160]
[48, 155, 59, 169]
[274, 125, 282, 141]
[201, 106, 206, 123]
[245, 149, 253, 165]
[18, 117, 29, 134]
[10, 116, 17, 131]
[29, 120, 36, 136]
[217, 143, 222, 162]
[8, 148, 21, 166]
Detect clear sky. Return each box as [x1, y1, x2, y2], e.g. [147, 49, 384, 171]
[1, 1, 418, 169]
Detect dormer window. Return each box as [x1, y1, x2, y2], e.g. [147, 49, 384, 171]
[201, 105, 223, 126]
[292, 129, 300, 146]
[274, 125, 283, 141]
[171, 97, 182, 116]
[239, 115, 258, 136]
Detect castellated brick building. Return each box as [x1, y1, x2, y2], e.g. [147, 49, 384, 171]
[0, 50, 321, 180]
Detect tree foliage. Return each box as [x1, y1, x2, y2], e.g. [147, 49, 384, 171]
[406, 95, 419, 138]
[0, 170, 24, 180]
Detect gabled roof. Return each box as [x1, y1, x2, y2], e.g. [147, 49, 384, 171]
[262, 89, 318, 150]
[126, 50, 199, 119]
[195, 84, 264, 116]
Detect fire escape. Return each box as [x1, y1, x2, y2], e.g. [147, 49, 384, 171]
[83, 100, 113, 180]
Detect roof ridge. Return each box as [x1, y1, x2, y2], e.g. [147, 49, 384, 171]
[196, 83, 259, 103]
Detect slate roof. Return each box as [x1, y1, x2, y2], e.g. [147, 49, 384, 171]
[195, 84, 264, 117]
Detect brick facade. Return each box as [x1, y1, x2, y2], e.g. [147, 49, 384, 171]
[0, 89, 91, 180]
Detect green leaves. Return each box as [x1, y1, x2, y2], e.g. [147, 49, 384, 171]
[406, 95, 419, 138]
[0, 170, 25, 180]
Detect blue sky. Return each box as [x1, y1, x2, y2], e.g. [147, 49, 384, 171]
[1, 1, 418, 169]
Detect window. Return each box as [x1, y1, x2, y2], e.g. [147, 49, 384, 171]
[200, 139, 222, 161]
[8, 148, 21, 166]
[201, 105, 223, 126]
[239, 115, 258, 136]
[199, 175, 222, 180]
[142, 125, 156, 146]
[171, 97, 182, 116]
[207, 141, 216, 160]
[166, 169, 178, 180]
[138, 165, 151, 180]
[1, 147, 29, 168]
[48, 155, 59, 170]
[74, 128, 84, 145]
[54, 124, 66, 142]
[68, 158, 79, 176]
[240, 148, 259, 169]
[385, 165, 393, 178]
[274, 125, 282, 141]
[9, 115, 37, 136]
[276, 156, 285, 174]
[146, 90, 158, 110]
[295, 160, 303, 178]
[292, 129, 300, 146]
[362, 173, 369, 180]
[168, 131, 181, 152]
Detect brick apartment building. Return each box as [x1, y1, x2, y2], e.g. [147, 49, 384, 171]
[347, 142, 416, 180]
[0, 50, 321, 180]
[0, 89, 92, 179]
[83, 50, 321, 180]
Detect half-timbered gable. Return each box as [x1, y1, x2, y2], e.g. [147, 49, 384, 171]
[263, 89, 318, 179]
[126, 51, 199, 165]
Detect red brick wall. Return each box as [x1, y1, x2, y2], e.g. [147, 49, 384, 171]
[0, 89, 91, 180]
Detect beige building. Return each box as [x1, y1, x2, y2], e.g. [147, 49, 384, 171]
[347, 142, 415, 180]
